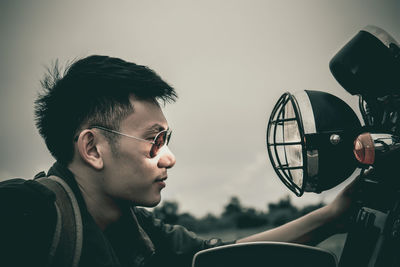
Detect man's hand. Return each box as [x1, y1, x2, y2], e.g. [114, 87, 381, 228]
[325, 169, 366, 233]
[237, 170, 366, 245]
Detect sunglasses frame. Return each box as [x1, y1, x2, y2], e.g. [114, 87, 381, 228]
[90, 125, 172, 157]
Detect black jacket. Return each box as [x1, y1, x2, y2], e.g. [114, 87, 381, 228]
[0, 162, 231, 267]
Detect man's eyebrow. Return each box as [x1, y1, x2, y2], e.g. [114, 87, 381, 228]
[144, 124, 167, 135]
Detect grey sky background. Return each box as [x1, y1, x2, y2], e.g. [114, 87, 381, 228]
[1, 0, 399, 217]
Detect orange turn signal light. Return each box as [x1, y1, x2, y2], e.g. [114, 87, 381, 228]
[353, 133, 375, 165]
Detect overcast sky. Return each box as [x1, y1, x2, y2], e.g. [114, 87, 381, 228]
[1, 0, 399, 217]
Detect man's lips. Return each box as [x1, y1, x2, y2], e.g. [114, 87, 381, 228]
[155, 177, 167, 182]
[155, 177, 167, 188]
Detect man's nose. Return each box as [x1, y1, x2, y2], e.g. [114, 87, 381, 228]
[157, 146, 176, 169]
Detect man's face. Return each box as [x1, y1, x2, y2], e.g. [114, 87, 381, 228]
[100, 96, 176, 207]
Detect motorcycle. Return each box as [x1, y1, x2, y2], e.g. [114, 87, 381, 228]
[193, 26, 400, 267]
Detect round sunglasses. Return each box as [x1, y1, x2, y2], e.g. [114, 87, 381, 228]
[90, 125, 172, 158]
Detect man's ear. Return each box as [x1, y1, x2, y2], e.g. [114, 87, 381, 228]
[76, 129, 104, 170]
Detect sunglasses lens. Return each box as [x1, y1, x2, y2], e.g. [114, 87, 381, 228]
[150, 131, 170, 157]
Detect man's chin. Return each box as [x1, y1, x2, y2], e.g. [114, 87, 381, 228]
[138, 196, 162, 208]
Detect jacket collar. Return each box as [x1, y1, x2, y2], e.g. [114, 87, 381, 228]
[47, 162, 89, 217]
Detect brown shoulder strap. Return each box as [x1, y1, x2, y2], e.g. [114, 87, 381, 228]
[36, 176, 83, 267]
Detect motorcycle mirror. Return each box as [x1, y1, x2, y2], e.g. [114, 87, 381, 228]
[192, 242, 337, 267]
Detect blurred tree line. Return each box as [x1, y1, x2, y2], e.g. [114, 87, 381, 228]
[153, 196, 324, 233]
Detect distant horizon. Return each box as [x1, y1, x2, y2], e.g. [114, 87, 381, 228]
[150, 194, 327, 219]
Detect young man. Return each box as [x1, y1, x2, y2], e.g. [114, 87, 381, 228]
[0, 55, 356, 267]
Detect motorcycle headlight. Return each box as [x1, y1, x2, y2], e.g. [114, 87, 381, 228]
[266, 90, 361, 196]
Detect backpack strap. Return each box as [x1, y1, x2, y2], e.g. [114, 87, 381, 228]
[36, 175, 83, 267]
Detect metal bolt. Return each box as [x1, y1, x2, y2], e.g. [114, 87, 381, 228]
[330, 134, 341, 145]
